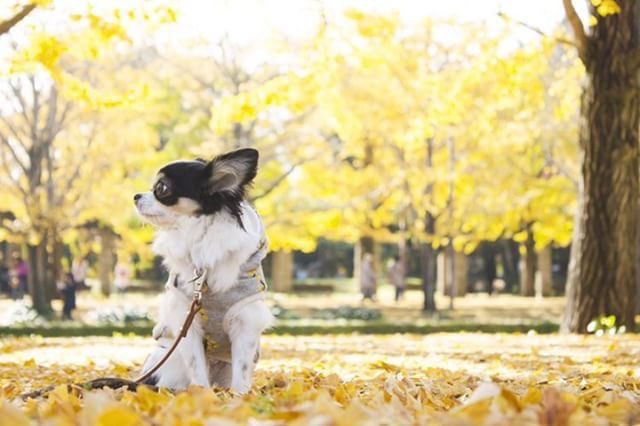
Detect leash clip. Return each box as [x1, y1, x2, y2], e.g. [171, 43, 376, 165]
[190, 268, 207, 303]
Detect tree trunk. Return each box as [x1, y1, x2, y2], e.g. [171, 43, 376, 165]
[27, 237, 53, 316]
[521, 228, 537, 297]
[536, 246, 553, 298]
[436, 251, 447, 295]
[353, 240, 362, 286]
[398, 237, 408, 282]
[447, 244, 455, 309]
[562, 1, 640, 333]
[636, 216, 640, 314]
[420, 243, 437, 312]
[501, 240, 520, 293]
[421, 212, 437, 313]
[481, 243, 497, 294]
[271, 250, 293, 292]
[49, 227, 63, 299]
[360, 236, 374, 258]
[453, 251, 467, 297]
[98, 228, 115, 297]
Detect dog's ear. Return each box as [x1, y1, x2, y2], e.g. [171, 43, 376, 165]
[203, 148, 258, 194]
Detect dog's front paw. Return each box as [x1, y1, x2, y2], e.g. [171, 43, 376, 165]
[230, 382, 251, 394]
[152, 324, 168, 340]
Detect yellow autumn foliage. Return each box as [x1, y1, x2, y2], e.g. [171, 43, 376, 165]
[1, 4, 584, 258]
[1, 334, 639, 425]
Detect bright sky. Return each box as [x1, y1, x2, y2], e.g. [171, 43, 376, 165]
[174, 0, 587, 46]
[1, 0, 590, 69]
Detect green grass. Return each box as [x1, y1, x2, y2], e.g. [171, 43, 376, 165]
[0, 320, 560, 337]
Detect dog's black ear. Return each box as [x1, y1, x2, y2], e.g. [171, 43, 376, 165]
[203, 148, 258, 194]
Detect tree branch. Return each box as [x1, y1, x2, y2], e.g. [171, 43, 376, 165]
[56, 122, 98, 207]
[251, 161, 302, 201]
[0, 139, 29, 199]
[8, 78, 32, 128]
[53, 99, 72, 137]
[497, 12, 578, 48]
[0, 218, 28, 238]
[0, 3, 36, 36]
[29, 75, 40, 143]
[0, 112, 28, 149]
[43, 85, 60, 144]
[561, 0, 588, 63]
[0, 131, 29, 175]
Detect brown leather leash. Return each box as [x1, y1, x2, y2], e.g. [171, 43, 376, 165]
[134, 297, 202, 384]
[19, 271, 208, 400]
[134, 269, 207, 384]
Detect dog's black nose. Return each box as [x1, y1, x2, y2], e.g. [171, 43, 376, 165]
[134, 193, 142, 202]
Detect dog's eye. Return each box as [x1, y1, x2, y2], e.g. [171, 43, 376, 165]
[154, 182, 171, 198]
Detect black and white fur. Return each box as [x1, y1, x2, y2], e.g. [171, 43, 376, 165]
[134, 148, 273, 393]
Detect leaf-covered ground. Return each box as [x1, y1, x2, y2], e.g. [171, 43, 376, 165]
[1, 333, 639, 425]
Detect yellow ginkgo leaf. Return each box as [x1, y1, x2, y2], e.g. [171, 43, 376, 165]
[96, 406, 144, 426]
[0, 402, 30, 426]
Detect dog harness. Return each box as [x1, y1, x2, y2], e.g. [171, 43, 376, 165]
[157, 221, 269, 365]
[137, 205, 269, 384]
[198, 238, 268, 362]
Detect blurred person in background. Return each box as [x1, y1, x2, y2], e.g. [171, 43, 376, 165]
[0, 254, 9, 296]
[10, 254, 28, 300]
[57, 272, 76, 320]
[360, 253, 377, 302]
[71, 255, 89, 290]
[114, 259, 131, 294]
[388, 255, 406, 302]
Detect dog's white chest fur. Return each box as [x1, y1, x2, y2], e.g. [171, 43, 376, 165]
[152, 202, 262, 293]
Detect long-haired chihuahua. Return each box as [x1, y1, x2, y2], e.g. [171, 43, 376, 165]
[134, 148, 273, 393]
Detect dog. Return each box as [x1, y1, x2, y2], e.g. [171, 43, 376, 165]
[134, 148, 273, 393]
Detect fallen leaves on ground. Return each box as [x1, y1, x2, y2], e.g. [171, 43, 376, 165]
[1, 333, 639, 425]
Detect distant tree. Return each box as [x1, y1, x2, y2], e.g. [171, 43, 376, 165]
[0, 76, 73, 314]
[0, 3, 175, 313]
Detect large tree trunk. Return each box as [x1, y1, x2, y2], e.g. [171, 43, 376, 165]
[562, 1, 640, 333]
[27, 236, 53, 316]
[636, 218, 640, 314]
